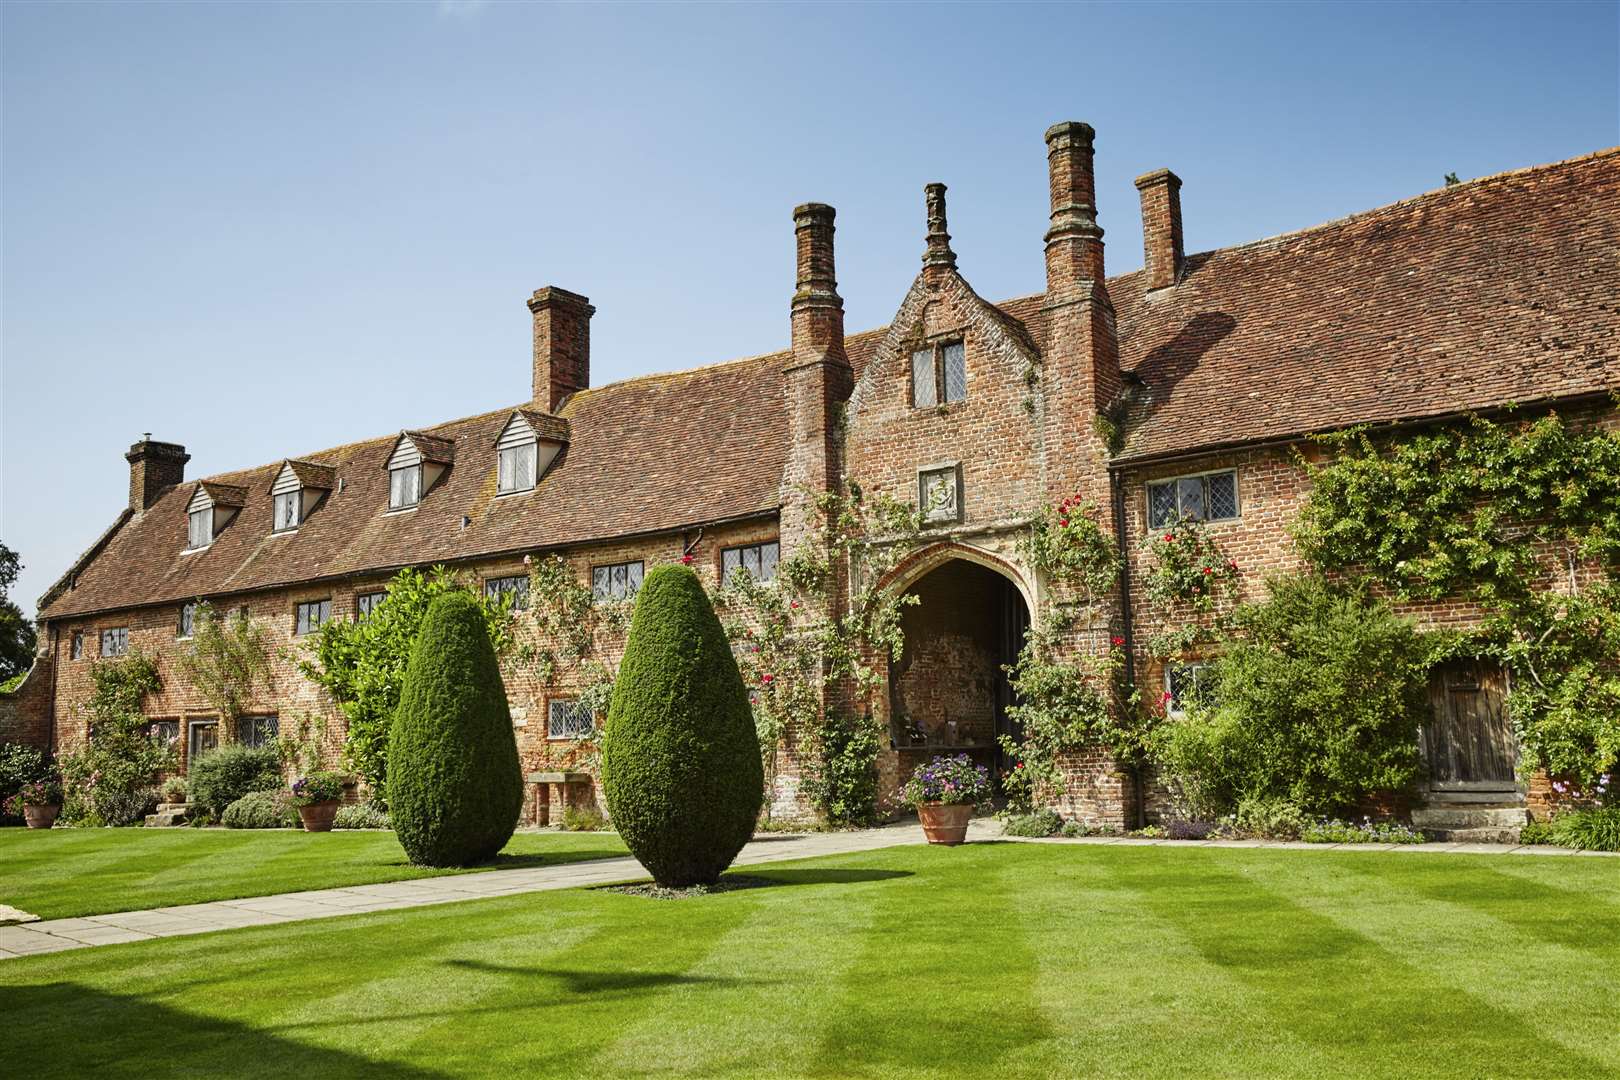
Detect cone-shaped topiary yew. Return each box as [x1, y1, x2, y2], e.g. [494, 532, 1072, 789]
[388, 591, 523, 867]
[602, 563, 764, 887]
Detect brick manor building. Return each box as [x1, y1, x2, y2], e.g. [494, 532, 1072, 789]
[4, 123, 1616, 826]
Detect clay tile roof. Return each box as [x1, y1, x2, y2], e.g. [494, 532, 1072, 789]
[512, 409, 571, 444]
[397, 432, 455, 465]
[282, 459, 336, 490]
[1106, 148, 1620, 461]
[197, 481, 248, 507]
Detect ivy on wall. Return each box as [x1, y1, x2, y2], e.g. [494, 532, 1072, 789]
[1139, 513, 1242, 660]
[1295, 408, 1620, 788]
[178, 604, 272, 740]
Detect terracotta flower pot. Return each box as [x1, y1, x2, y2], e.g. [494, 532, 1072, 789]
[297, 800, 340, 833]
[23, 804, 61, 830]
[917, 802, 973, 845]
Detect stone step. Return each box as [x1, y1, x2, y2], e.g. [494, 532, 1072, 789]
[1422, 826, 1523, 845]
[1424, 790, 1525, 805]
[1412, 806, 1528, 830]
[143, 809, 190, 828]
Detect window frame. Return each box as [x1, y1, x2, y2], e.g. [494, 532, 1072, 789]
[354, 591, 387, 621]
[272, 490, 302, 534]
[546, 697, 595, 742]
[1146, 467, 1240, 530]
[591, 560, 645, 602]
[1163, 662, 1213, 719]
[918, 462, 964, 525]
[720, 540, 781, 585]
[909, 338, 967, 409]
[100, 627, 129, 657]
[151, 719, 180, 749]
[496, 441, 538, 496]
[294, 599, 332, 637]
[177, 601, 198, 640]
[187, 508, 213, 550]
[235, 714, 280, 749]
[484, 575, 530, 611]
[388, 465, 423, 511]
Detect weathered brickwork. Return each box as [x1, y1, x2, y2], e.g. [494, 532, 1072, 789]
[20, 125, 1617, 829]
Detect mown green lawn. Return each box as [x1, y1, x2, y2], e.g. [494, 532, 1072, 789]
[4, 842, 1617, 1078]
[0, 828, 628, 919]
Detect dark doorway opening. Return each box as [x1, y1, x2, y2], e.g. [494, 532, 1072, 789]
[888, 559, 1029, 799]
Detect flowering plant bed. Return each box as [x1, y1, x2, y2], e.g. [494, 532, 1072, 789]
[5, 779, 64, 829]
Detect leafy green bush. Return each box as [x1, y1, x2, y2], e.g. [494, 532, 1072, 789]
[802, 711, 880, 828]
[1231, 796, 1310, 840]
[300, 567, 514, 792]
[603, 564, 763, 887]
[188, 743, 283, 819]
[1151, 576, 1431, 817]
[220, 789, 299, 829]
[1518, 819, 1555, 846]
[559, 803, 609, 832]
[333, 802, 390, 830]
[1000, 808, 1064, 837]
[1532, 808, 1620, 852]
[58, 650, 174, 826]
[388, 591, 524, 868]
[1, 742, 52, 825]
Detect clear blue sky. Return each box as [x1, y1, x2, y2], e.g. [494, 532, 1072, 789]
[3, 1, 1617, 617]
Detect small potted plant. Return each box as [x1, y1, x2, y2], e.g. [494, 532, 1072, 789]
[902, 753, 991, 845]
[6, 779, 64, 830]
[161, 776, 188, 806]
[289, 771, 346, 832]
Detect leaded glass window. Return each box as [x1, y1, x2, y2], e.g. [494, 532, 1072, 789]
[188, 509, 212, 550]
[721, 541, 780, 584]
[273, 490, 301, 532]
[942, 342, 966, 403]
[591, 561, 644, 602]
[295, 599, 331, 636]
[548, 699, 594, 740]
[355, 592, 387, 620]
[498, 442, 537, 494]
[910, 341, 967, 407]
[235, 715, 279, 749]
[484, 575, 529, 611]
[389, 466, 421, 510]
[1165, 663, 1213, 717]
[177, 601, 197, 639]
[1147, 470, 1239, 529]
[100, 627, 129, 656]
[911, 349, 936, 407]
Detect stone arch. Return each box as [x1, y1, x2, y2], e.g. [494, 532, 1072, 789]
[877, 540, 1037, 617]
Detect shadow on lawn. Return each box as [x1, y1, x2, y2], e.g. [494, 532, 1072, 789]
[8, 982, 447, 1079]
[737, 867, 912, 888]
[447, 958, 775, 997]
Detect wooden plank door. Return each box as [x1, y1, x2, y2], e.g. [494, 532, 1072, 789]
[1424, 660, 1516, 790]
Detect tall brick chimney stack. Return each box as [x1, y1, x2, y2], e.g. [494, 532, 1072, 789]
[922, 182, 957, 285]
[528, 286, 595, 412]
[1043, 121, 1106, 291]
[125, 435, 189, 512]
[782, 203, 853, 536]
[1135, 169, 1184, 290]
[1039, 121, 1120, 504]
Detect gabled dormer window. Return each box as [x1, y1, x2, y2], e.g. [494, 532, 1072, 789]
[386, 432, 453, 512]
[494, 410, 568, 497]
[185, 481, 246, 550]
[270, 460, 335, 535]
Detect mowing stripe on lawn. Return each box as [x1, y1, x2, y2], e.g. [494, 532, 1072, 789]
[388, 888, 753, 1075]
[1242, 853, 1620, 1072]
[1011, 845, 1320, 1078]
[807, 842, 1054, 1077]
[1108, 850, 1611, 1078]
[587, 860, 897, 1077]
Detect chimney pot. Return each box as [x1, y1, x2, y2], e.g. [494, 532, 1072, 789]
[527, 286, 594, 412]
[125, 437, 189, 512]
[790, 203, 847, 370]
[1135, 169, 1185, 290]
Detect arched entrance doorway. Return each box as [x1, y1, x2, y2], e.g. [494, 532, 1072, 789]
[883, 555, 1031, 800]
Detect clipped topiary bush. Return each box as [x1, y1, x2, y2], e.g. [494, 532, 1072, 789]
[387, 591, 523, 867]
[602, 563, 763, 887]
[221, 789, 299, 829]
[188, 743, 283, 819]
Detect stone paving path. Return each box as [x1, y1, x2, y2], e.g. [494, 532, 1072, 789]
[2, 822, 1610, 960]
